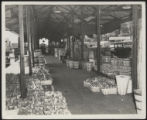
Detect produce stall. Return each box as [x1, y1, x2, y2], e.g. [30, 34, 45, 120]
[83, 76, 117, 94]
[4, 4, 145, 117]
[6, 66, 71, 115]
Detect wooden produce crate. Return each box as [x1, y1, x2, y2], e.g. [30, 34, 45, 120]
[54, 48, 59, 58]
[73, 61, 80, 69]
[119, 66, 131, 72]
[102, 56, 111, 63]
[90, 86, 100, 93]
[117, 58, 124, 66]
[101, 63, 112, 74]
[81, 61, 87, 70]
[40, 80, 53, 86]
[41, 73, 53, 86]
[34, 49, 42, 55]
[66, 59, 70, 67]
[85, 62, 93, 72]
[111, 58, 118, 65]
[34, 57, 46, 66]
[68, 60, 73, 69]
[119, 71, 131, 76]
[34, 64, 45, 68]
[83, 81, 91, 88]
[101, 87, 117, 95]
[123, 59, 131, 67]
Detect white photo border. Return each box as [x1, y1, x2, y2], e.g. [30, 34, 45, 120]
[1, 1, 146, 119]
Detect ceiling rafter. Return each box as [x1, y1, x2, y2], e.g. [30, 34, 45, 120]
[57, 6, 71, 13]
[5, 5, 135, 35]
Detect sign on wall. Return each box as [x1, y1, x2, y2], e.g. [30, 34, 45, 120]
[39, 38, 49, 47]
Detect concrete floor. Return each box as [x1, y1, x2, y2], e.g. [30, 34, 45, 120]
[45, 55, 137, 114]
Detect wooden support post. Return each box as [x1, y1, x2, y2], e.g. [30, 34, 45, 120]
[18, 5, 27, 98]
[96, 6, 101, 73]
[80, 7, 84, 60]
[67, 36, 69, 49]
[32, 7, 38, 50]
[72, 36, 75, 59]
[69, 36, 71, 59]
[132, 5, 139, 89]
[37, 24, 40, 49]
[33, 26, 36, 51]
[26, 6, 32, 75]
[66, 36, 69, 59]
[31, 30, 35, 67]
[30, 7, 35, 67]
[32, 34, 35, 67]
[80, 34, 84, 60]
[33, 17, 37, 50]
[71, 12, 75, 60]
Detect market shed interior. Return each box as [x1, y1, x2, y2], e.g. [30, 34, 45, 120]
[5, 5, 143, 115]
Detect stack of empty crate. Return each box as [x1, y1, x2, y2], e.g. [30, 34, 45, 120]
[34, 49, 46, 67]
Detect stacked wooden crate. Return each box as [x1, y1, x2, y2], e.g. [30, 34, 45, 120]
[34, 50, 46, 67]
[101, 56, 131, 77]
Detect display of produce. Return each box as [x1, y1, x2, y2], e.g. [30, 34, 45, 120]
[90, 84, 100, 92]
[18, 90, 70, 115]
[6, 74, 21, 110]
[32, 66, 52, 81]
[6, 66, 71, 115]
[83, 76, 117, 94]
[32, 66, 43, 74]
[6, 74, 19, 85]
